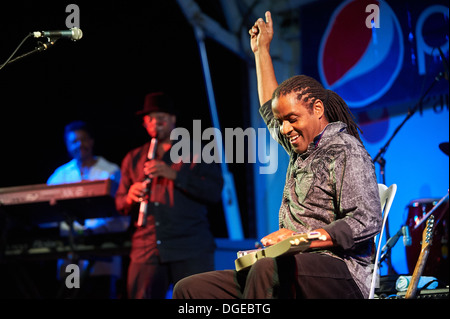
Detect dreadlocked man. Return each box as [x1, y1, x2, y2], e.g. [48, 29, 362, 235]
[273, 75, 363, 144]
[173, 11, 382, 299]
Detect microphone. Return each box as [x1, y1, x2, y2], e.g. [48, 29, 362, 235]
[136, 138, 158, 227]
[32, 27, 83, 41]
[402, 225, 412, 246]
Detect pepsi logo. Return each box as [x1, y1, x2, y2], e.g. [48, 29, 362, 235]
[318, 0, 404, 108]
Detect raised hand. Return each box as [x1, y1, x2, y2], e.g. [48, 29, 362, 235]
[249, 11, 274, 54]
[249, 11, 278, 105]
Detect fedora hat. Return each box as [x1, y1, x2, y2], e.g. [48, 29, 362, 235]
[136, 92, 176, 116]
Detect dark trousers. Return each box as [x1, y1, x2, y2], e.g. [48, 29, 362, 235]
[173, 253, 364, 299]
[127, 253, 214, 299]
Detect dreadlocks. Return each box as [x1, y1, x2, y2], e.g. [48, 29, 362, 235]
[273, 75, 363, 144]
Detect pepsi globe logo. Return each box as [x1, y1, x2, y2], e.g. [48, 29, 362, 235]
[318, 0, 404, 108]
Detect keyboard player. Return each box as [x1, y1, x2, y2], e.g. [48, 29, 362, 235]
[46, 120, 128, 298]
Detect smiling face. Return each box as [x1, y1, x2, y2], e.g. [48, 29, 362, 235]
[272, 92, 328, 154]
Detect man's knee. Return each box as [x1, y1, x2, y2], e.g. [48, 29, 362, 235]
[172, 275, 195, 299]
[173, 270, 239, 299]
[249, 258, 276, 276]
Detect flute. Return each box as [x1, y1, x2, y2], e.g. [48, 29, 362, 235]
[136, 137, 158, 227]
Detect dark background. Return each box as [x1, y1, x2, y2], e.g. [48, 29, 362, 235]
[0, 1, 256, 238]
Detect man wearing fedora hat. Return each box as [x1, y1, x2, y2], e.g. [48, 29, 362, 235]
[115, 92, 224, 299]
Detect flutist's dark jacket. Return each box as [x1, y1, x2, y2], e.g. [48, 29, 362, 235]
[115, 140, 223, 263]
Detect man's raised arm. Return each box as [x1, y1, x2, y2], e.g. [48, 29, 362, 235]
[249, 11, 278, 106]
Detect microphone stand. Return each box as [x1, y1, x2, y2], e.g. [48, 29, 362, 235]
[0, 37, 57, 70]
[372, 72, 445, 164]
[379, 226, 408, 265]
[372, 71, 445, 275]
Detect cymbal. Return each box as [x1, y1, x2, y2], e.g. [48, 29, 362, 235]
[439, 142, 449, 156]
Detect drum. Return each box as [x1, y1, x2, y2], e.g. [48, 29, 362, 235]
[405, 198, 449, 285]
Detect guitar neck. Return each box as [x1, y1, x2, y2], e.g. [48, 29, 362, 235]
[405, 215, 435, 299]
[405, 247, 430, 299]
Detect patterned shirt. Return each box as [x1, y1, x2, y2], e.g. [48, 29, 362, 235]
[260, 100, 382, 298]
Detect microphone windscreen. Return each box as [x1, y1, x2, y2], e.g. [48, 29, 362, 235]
[71, 27, 83, 41]
[402, 225, 412, 246]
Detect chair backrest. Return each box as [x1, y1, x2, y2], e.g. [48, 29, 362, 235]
[368, 183, 397, 299]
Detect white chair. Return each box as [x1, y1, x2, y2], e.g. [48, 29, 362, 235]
[368, 183, 397, 299]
